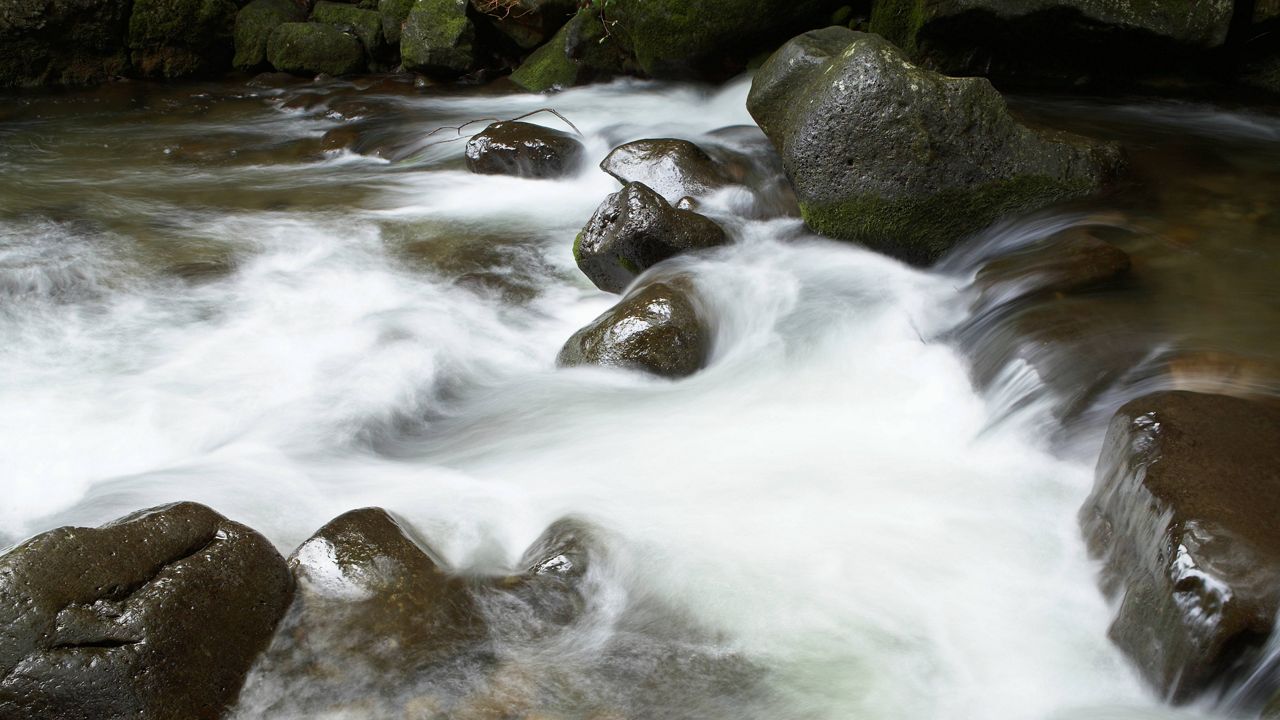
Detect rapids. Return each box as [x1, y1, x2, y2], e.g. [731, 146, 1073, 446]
[1, 74, 1277, 718]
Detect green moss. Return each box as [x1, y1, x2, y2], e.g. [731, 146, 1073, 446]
[400, 0, 475, 75]
[128, 0, 239, 76]
[267, 22, 366, 75]
[801, 175, 1094, 266]
[378, 0, 415, 46]
[233, 0, 306, 71]
[312, 1, 384, 56]
[867, 0, 925, 52]
[572, 230, 584, 264]
[510, 24, 578, 92]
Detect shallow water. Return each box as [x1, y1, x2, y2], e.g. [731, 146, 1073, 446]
[1, 75, 1277, 718]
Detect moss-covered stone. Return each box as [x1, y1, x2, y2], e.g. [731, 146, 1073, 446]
[377, 0, 414, 45]
[400, 0, 475, 75]
[748, 28, 1121, 266]
[128, 0, 240, 77]
[509, 7, 635, 91]
[558, 278, 711, 378]
[0, 0, 132, 86]
[475, 0, 577, 50]
[233, 0, 307, 71]
[312, 0, 385, 57]
[267, 21, 366, 75]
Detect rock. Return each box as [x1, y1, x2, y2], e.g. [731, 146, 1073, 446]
[483, 518, 597, 634]
[600, 139, 733, 204]
[869, 0, 1236, 87]
[558, 278, 710, 378]
[971, 227, 1131, 310]
[267, 21, 366, 75]
[378, 0, 414, 45]
[127, 0, 239, 77]
[0, 0, 131, 87]
[603, 0, 841, 79]
[233, 0, 307, 71]
[472, 0, 576, 50]
[575, 182, 728, 294]
[508, 7, 632, 92]
[401, 0, 476, 76]
[464, 121, 585, 179]
[0, 502, 293, 719]
[747, 28, 1122, 266]
[1080, 391, 1280, 702]
[311, 1, 386, 58]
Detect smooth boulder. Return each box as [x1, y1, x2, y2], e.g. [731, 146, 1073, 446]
[1080, 391, 1280, 702]
[747, 28, 1122, 266]
[601, 138, 733, 204]
[267, 22, 366, 76]
[575, 182, 728, 294]
[558, 278, 711, 378]
[0, 502, 293, 720]
[233, 0, 307, 71]
[401, 0, 476, 76]
[465, 121, 585, 179]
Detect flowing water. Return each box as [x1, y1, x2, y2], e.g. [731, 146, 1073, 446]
[0, 74, 1277, 719]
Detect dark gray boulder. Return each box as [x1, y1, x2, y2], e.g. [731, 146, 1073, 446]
[558, 278, 710, 378]
[574, 182, 727, 294]
[747, 28, 1122, 266]
[465, 121, 585, 179]
[1080, 391, 1280, 703]
[267, 22, 367, 75]
[600, 139, 733, 204]
[0, 502, 293, 720]
[233, 0, 307, 71]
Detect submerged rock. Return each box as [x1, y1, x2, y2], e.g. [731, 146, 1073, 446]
[1080, 391, 1280, 702]
[971, 228, 1131, 310]
[558, 278, 710, 378]
[0, 502, 292, 719]
[233, 0, 307, 71]
[747, 28, 1122, 266]
[465, 121, 585, 179]
[601, 139, 733, 204]
[267, 22, 367, 76]
[128, 0, 240, 77]
[401, 0, 476, 76]
[575, 182, 728, 294]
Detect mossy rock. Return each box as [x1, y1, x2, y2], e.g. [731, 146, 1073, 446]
[400, 0, 475, 75]
[0, 0, 131, 86]
[312, 0, 386, 56]
[0, 502, 292, 718]
[128, 0, 241, 77]
[377, 0, 415, 45]
[559, 278, 711, 378]
[747, 28, 1121, 266]
[233, 0, 307, 71]
[509, 8, 633, 92]
[267, 21, 367, 75]
[475, 0, 577, 50]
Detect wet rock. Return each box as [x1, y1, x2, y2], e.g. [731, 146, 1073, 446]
[1080, 391, 1280, 702]
[464, 120, 585, 179]
[575, 182, 728, 294]
[748, 28, 1122, 266]
[0, 0, 131, 87]
[311, 1, 386, 59]
[601, 139, 733, 204]
[971, 228, 1131, 310]
[267, 22, 367, 76]
[508, 7, 632, 92]
[558, 279, 710, 378]
[0, 502, 293, 720]
[127, 0, 240, 77]
[401, 0, 476, 76]
[472, 0, 577, 50]
[483, 518, 597, 634]
[234, 0, 307, 71]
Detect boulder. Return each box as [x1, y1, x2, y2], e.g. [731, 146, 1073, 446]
[471, 0, 576, 50]
[558, 279, 711, 378]
[483, 518, 597, 634]
[267, 21, 366, 75]
[869, 0, 1236, 87]
[600, 139, 733, 204]
[0, 0, 131, 87]
[401, 0, 476, 76]
[574, 182, 728, 294]
[1080, 391, 1280, 702]
[127, 0, 240, 77]
[233, 0, 307, 71]
[971, 227, 1131, 310]
[747, 28, 1122, 266]
[311, 1, 386, 58]
[378, 0, 414, 45]
[508, 7, 632, 92]
[464, 120, 585, 179]
[0, 502, 293, 720]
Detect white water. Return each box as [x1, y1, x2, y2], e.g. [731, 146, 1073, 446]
[0, 77, 1223, 718]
